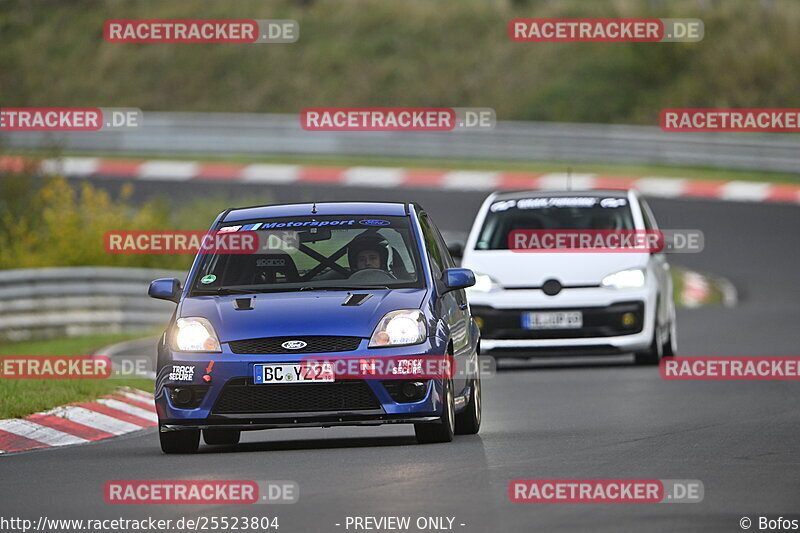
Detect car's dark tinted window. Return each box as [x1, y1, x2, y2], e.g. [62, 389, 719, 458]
[418, 213, 445, 278]
[425, 213, 456, 268]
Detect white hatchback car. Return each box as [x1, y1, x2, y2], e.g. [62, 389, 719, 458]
[460, 189, 676, 365]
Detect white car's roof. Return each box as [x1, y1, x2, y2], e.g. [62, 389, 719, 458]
[488, 189, 633, 201]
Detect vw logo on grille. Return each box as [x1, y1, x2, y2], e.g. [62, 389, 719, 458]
[281, 340, 308, 350]
[542, 279, 562, 296]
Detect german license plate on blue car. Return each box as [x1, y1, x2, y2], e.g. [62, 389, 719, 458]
[254, 363, 335, 384]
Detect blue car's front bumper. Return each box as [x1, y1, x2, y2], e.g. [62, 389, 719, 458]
[155, 338, 448, 431]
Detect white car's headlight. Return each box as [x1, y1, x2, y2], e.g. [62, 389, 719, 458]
[173, 317, 222, 352]
[468, 273, 502, 293]
[601, 268, 646, 289]
[369, 309, 427, 347]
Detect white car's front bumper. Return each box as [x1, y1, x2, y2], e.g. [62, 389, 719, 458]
[468, 285, 657, 356]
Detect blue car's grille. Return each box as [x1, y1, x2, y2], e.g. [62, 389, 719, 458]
[212, 378, 380, 414]
[228, 336, 362, 354]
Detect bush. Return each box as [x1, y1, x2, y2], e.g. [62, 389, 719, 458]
[0, 172, 194, 270]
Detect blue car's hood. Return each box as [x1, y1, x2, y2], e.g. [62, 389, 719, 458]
[179, 289, 427, 341]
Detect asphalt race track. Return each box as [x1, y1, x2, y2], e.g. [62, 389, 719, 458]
[2, 177, 799, 532]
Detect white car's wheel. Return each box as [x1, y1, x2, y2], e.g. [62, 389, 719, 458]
[662, 318, 677, 357]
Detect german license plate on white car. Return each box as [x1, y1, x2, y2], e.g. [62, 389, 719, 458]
[522, 311, 583, 330]
[254, 363, 335, 384]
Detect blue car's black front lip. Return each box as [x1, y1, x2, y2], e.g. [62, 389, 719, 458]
[159, 413, 441, 432]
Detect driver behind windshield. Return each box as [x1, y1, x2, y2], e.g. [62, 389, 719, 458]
[347, 233, 389, 272]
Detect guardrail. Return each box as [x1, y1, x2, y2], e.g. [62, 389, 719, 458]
[2, 112, 800, 174]
[0, 267, 183, 342]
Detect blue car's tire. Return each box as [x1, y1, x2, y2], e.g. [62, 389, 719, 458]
[159, 427, 200, 454]
[414, 378, 455, 444]
[203, 428, 241, 446]
[455, 375, 481, 435]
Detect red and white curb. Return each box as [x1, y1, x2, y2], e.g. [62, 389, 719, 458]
[0, 387, 155, 454]
[676, 268, 738, 309]
[2, 156, 800, 204]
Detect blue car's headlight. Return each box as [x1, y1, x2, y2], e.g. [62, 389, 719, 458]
[369, 309, 427, 347]
[172, 317, 222, 352]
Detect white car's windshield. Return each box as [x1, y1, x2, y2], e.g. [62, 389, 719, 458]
[475, 195, 635, 250]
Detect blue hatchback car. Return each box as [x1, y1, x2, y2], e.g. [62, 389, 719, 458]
[149, 202, 481, 453]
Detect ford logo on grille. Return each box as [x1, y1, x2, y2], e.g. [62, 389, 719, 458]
[359, 219, 391, 226]
[281, 340, 307, 350]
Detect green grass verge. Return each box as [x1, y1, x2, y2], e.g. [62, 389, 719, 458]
[0, 332, 155, 419]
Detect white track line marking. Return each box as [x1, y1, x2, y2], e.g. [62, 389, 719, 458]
[40, 157, 99, 177]
[96, 399, 158, 423]
[720, 181, 772, 202]
[119, 392, 155, 407]
[129, 388, 155, 398]
[634, 177, 688, 197]
[46, 406, 143, 435]
[241, 164, 300, 183]
[442, 171, 500, 190]
[342, 166, 405, 188]
[537, 173, 597, 190]
[0, 419, 87, 447]
[138, 161, 199, 181]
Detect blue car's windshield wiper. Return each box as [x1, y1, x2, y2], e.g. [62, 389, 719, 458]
[192, 287, 268, 296]
[298, 285, 390, 291]
[192, 285, 393, 296]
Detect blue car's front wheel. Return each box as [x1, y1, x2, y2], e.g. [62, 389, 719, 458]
[455, 375, 481, 435]
[159, 427, 200, 454]
[414, 378, 455, 444]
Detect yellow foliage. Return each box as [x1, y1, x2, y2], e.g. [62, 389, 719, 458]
[0, 174, 191, 269]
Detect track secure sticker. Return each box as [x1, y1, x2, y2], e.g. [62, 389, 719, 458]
[169, 365, 195, 381]
[200, 274, 217, 284]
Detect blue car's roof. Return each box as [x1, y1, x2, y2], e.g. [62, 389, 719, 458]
[222, 202, 408, 223]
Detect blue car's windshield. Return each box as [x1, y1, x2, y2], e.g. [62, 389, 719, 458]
[190, 215, 423, 294]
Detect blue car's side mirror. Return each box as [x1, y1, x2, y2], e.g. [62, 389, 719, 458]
[441, 268, 475, 293]
[148, 278, 182, 303]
